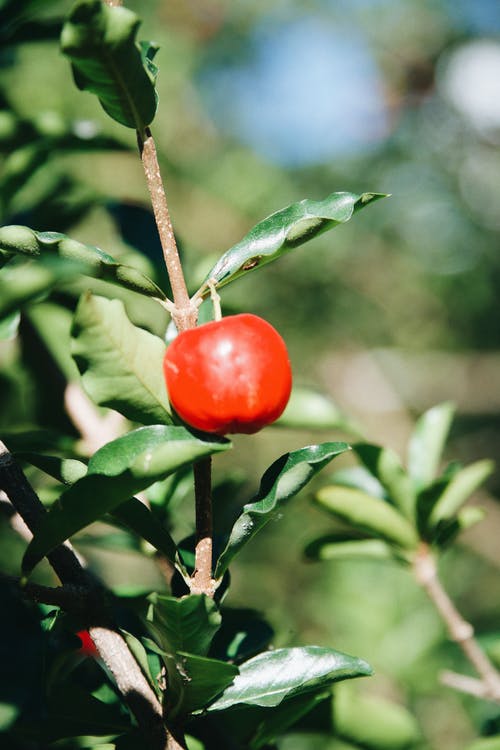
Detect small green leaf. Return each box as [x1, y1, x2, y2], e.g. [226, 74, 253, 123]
[71, 293, 170, 425]
[147, 593, 221, 657]
[429, 459, 494, 526]
[314, 486, 418, 551]
[353, 443, 415, 518]
[207, 646, 372, 712]
[304, 533, 391, 561]
[61, 0, 158, 131]
[215, 442, 350, 579]
[0, 309, 20, 340]
[276, 386, 360, 434]
[407, 402, 455, 488]
[165, 652, 238, 718]
[22, 425, 230, 574]
[205, 192, 385, 290]
[0, 225, 165, 298]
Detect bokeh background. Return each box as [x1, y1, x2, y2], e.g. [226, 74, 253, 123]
[1, 1, 500, 748]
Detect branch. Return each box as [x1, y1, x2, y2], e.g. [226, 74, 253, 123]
[191, 458, 215, 597]
[414, 543, 500, 703]
[138, 129, 197, 332]
[0, 440, 185, 749]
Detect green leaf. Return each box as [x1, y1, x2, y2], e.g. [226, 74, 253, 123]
[215, 442, 350, 579]
[207, 646, 372, 712]
[429, 459, 494, 526]
[61, 0, 158, 131]
[22, 425, 230, 574]
[27, 302, 79, 381]
[120, 630, 160, 696]
[333, 683, 421, 750]
[147, 593, 221, 657]
[434, 506, 486, 547]
[111, 497, 183, 573]
[205, 192, 385, 290]
[407, 402, 455, 488]
[353, 443, 415, 518]
[250, 691, 331, 749]
[314, 486, 418, 551]
[165, 652, 238, 718]
[17, 452, 88, 485]
[209, 608, 274, 663]
[304, 532, 391, 561]
[0, 309, 20, 339]
[71, 293, 170, 425]
[0, 224, 165, 298]
[276, 386, 360, 434]
[0, 256, 86, 320]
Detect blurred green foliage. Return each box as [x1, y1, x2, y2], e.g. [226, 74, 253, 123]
[1, 1, 500, 748]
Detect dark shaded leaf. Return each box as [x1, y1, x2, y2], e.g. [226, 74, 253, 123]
[147, 593, 221, 657]
[61, 0, 158, 131]
[215, 442, 350, 579]
[209, 608, 274, 664]
[205, 192, 385, 290]
[164, 652, 238, 718]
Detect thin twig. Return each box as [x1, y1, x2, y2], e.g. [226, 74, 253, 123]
[191, 458, 215, 597]
[0, 440, 181, 749]
[440, 670, 495, 700]
[138, 129, 197, 332]
[414, 543, 500, 703]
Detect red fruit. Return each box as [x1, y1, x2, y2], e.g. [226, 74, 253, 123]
[163, 313, 292, 435]
[77, 629, 98, 657]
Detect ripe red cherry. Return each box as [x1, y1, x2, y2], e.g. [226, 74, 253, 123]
[163, 313, 292, 435]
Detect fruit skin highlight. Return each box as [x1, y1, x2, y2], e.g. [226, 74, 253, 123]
[163, 313, 292, 435]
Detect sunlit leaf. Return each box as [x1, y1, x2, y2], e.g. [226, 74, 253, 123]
[207, 646, 372, 711]
[71, 293, 170, 425]
[314, 486, 418, 551]
[407, 402, 455, 488]
[205, 192, 385, 290]
[215, 442, 350, 579]
[22, 425, 230, 574]
[0, 224, 165, 298]
[61, 0, 158, 131]
[304, 532, 391, 561]
[429, 459, 494, 526]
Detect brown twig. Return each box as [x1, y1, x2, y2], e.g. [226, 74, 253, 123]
[191, 458, 215, 597]
[0, 440, 185, 750]
[138, 129, 197, 332]
[414, 543, 500, 703]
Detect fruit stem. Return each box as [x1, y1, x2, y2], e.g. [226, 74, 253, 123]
[191, 458, 216, 597]
[207, 277, 222, 321]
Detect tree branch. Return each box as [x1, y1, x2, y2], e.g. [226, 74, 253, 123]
[0, 439, 185, 749]
[414, 543, 500, 703]
[191, 458, 215, 597]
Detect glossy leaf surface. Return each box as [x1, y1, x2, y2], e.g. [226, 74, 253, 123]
[0, 224, 164, 298]
[215, 442, 350, 578]
[71, 293, 170, 425]
[22, 425, 230, 573]
[207, 646, 372, 711]
[61, 0, 158, 130]
[206, 192, 385, 290]
[314, 486, 418, 550]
